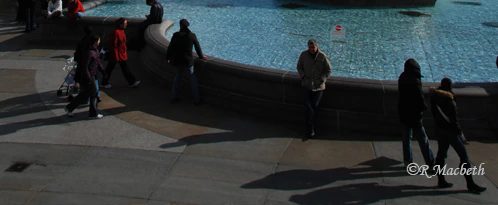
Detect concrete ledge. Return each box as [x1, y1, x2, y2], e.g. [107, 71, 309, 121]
[141, 21, 498, 139]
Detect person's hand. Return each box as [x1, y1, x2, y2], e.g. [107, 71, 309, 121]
[203, 55, 207, 59]
[429, 86, 436, 92]
[167, 60, 170, 64]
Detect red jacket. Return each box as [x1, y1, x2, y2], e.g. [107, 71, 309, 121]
[109, 29, 128, 61]
[67, 0, 84, 21]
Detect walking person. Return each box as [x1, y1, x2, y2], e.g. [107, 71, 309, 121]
[430, 78, 486, 193]
[101, 18, 140, 88]
[166, 19, 206, 105]
[296, 39, 332, 140]
[398, 58, 435, 168]
[64, 35, 106, 119]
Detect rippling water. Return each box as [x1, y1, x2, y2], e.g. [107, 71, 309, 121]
[85, 0, 498, 82]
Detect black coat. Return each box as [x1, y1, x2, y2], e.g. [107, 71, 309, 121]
[398, 59, 427, 127]
[147, 1, 163, 24]
[166, 28, 204, 68]
[430, 89, 462, 133]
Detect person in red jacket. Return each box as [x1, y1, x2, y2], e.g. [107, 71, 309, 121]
[67, 0, 84, 21]
[101, 18, 140, 88]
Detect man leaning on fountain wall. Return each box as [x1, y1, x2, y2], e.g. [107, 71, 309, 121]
[296, 39, 332, 141]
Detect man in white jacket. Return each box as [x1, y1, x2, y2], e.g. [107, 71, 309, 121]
[45, 0, 62, 20]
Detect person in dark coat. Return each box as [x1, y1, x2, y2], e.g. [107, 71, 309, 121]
[101, 18, 140, 88]
[21, 0, 36, 32]
[65, 35, 106, 119]
[135, 0, 163, 49]
[166, 19, 206, 105]
[398, 58, 434, 168]
[430, 78, 486, 193]
[16, 0, 26, 24]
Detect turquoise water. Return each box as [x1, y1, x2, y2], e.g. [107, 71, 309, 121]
[85, 0, 498, 82]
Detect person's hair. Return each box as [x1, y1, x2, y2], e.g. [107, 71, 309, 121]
[88, 34, 100, 48]
[439, 78, 453, 92]
[146, 0, 155, 5]
[83, 26, 92, 35]
[115, 17, 126, 28]
[308, 39, 317, 46]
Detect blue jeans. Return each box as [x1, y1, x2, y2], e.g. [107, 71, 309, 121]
[305, 89, 323, 125]
[171, 66, 200, 101]
[402, 124, 434, 166]
[435, 128, 470, 165]
[85, 79, 100, 104]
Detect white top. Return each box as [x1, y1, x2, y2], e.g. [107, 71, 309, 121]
[47, 0, 63, 14]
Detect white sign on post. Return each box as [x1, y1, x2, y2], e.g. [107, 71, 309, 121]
[330, 24, 346, 43]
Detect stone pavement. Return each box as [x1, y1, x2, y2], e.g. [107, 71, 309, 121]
[1, 8, 498, 205]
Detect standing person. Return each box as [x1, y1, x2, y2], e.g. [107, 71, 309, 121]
[398, 58, 435, 168]
[45, 0, 62, 20]
[166, 19, 206, 105]
[430, 78, 486, 193]
[16, 0, 26, 24]
[101, 18, 140, 88]
[22, 0, 36, 32]
[136, 0, 163, 48]
[64, 35, 106, 119]
[296, 39, 332, 140]
[67, 0, 84, 21]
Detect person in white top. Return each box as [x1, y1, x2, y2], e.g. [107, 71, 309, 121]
[46, 0, 62, 20]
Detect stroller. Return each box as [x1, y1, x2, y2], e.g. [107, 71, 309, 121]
[56, 56, 79, 101]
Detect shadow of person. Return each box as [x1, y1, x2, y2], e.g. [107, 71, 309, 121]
[241, 156, 407, 190]
[289, 182, 468, 205]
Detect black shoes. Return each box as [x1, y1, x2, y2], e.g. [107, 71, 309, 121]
[438, 181, 453, 188]
[467, 183, 487, 194]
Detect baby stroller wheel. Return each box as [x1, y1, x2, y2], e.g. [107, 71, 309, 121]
[67, 95, 74, 102]
[57, 90, 62, 96]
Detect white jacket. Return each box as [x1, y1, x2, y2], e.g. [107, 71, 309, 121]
[47, 0, 63, 14]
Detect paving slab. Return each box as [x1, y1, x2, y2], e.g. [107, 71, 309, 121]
[20, 49, 56, 57]
[150, 154, 274, 205]
[181, 117, 294, 163]
[0, 143, 87, 191]
[279, 139, 376, 169]
[28, 192, 147, 205]
[0, 190, 37, 205]
[0, 68, 36, 93]
[44, 147, 180, 199]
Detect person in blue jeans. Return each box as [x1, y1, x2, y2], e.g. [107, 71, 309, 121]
[430, 78, 486, 193]
[397, 59, 434, 168]
[166, 19, 206, 105]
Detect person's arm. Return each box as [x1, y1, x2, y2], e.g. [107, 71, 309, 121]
[110, 30, 119, 61]
[450, 100, 463, 133]
[84, 52, 92, 83]
[147, 4, 157, 21]
[77, 0, 84, 12]
[415, 79, 428, 111]
[166, 34, 176, 62]
[192, 33, 205, 59]
[47, 2, 52, 15]
[321, 55, 332, 81]
[296, 53, 306, 79]
[55, 0, 62, 11]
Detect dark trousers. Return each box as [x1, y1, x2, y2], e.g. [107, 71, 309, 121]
[435, 128, 476, 185]
[25, 7, 35, 31]
[66, 76, 99, 117]
[305, 89, 323, 126]
[136, 20, 151, 48]
[102, 60, 136, 86]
